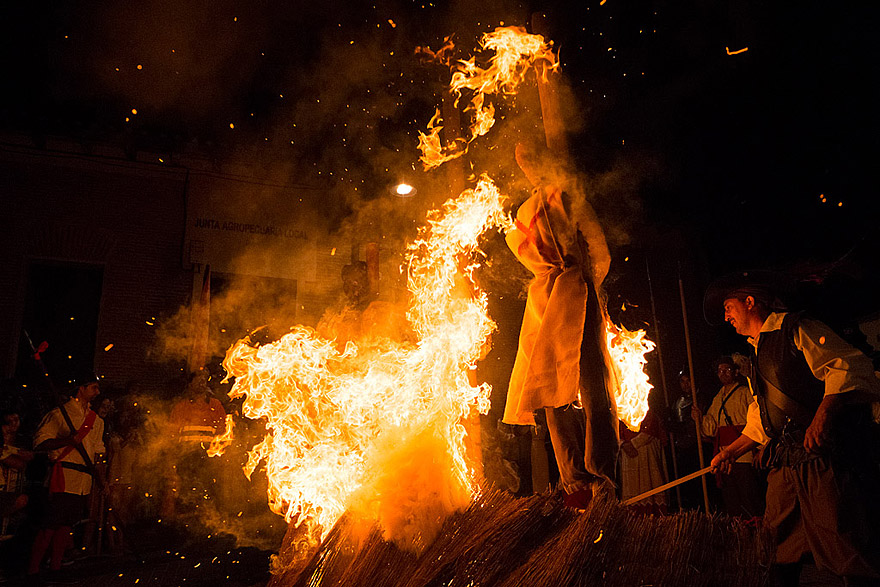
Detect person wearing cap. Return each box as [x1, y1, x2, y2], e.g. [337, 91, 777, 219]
[27, 370, 105, 580]
[692, 356, 763, 518]
[706, 272, 880, 586]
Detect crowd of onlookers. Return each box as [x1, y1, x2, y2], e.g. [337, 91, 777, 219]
[0, 382, 149, 581]
[0, 371, 262, 584]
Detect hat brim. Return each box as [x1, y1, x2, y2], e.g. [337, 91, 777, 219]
[703, 270, 796, 325]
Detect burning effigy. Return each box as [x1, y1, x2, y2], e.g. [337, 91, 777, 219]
[217, 22, 769, 587]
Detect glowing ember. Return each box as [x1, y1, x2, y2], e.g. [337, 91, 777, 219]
[222, 175, 512, 552]
[418, 26, 558, 170]
[605, 320, 655, 431]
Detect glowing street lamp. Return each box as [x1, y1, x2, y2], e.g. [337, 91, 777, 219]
[393, 183, 416, 197]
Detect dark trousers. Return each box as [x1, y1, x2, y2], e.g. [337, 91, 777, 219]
[764, 456, 880, 579]
[720, 462, 764, 518]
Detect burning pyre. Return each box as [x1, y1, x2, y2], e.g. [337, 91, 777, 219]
[222, 176, 512, 555]
[218, 25, 656, 572]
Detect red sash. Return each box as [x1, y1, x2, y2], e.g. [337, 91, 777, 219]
[714, 424, 745, 454]
[49, 409, 98, 493]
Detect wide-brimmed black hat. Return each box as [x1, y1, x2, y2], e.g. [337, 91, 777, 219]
[703, 270, 795, 325]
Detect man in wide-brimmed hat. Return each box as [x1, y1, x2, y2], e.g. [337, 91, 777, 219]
[705, 271, 880, 586]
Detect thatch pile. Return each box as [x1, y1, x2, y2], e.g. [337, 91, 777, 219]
[269, 489, 772, 587]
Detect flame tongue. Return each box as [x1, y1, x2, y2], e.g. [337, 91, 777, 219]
[606, 320, 656, 431]
[418, 26, 558, 170]
[222, 175, 511, 550]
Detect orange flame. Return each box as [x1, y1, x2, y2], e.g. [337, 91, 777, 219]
[222, 175, 512, 552]
[221, 24, 658, 567]
[605, 320, 656, 431]
[418, 26, 558, 170]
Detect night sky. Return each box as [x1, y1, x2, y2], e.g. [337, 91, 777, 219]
[2, 0, 878, 319]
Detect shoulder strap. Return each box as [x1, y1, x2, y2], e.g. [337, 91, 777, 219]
[54, 409, 98, 462]
[758, 376, 815, 429]
[717, 384, 744, 425]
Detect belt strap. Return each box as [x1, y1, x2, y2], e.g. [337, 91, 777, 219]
[59, 461, 92, 475]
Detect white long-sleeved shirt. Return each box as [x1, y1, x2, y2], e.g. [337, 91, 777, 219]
[741, 312, 880, 444]
[703, 382, 753, 463]
[34, 398, 105, 495]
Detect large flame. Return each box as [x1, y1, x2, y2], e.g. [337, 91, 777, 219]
[606, 321, 656, 431]
[222, 175, 512, 552]
[221, 23, 656, 567]
[418, 26, 558, 170]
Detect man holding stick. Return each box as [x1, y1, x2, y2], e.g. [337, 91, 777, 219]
[705, 271, 880, 586]
[27, 370, 106, 581]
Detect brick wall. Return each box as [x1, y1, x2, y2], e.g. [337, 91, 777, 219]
[0, 146, 192, 391]
[0, 142, 392, 394]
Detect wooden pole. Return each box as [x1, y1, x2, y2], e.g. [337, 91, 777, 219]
[441, 89, 466, 197]
[678, 273, 711, 513]
[623, 466, 713, 506]
[531, 13, 569, 155]
[187, 264, 211, 374]
[645, 257, 680, 509]
[526, 12, 569, 493]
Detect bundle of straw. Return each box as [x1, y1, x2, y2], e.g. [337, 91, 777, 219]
[271, 488, 771, 587]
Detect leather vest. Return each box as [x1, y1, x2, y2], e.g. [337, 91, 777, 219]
[752, 312, 825, 437]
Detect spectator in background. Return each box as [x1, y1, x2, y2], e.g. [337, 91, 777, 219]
[80, 393, 116, 556]
[93, 396, 114, 440]
[619, 395, 669, 515]
[0, 410, 33, 528]
[162, 372, 225, 521]
[665, 370, 714, 511]
[693, 357, 764, 518]
[105, 396, 146, 553]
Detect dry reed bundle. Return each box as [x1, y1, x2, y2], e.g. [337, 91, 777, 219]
[271, 488, 771, 587]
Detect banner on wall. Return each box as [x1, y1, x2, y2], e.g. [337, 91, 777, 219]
[184, 173, 321, 281]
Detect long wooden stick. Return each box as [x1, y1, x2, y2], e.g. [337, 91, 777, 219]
[678, 274, 712, 513]
[528, 12, 565, 494]
[645, 257, 681, 509]
[622, 466, 713, 506]
[531, 12, 569, 155]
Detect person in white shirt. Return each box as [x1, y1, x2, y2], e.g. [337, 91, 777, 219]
[705, 271, 880, 587]
[692, 356, 764, 517]
[26, 371, 105, 580]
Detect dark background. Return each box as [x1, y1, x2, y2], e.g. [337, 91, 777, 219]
[2, 0, 877, 395]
